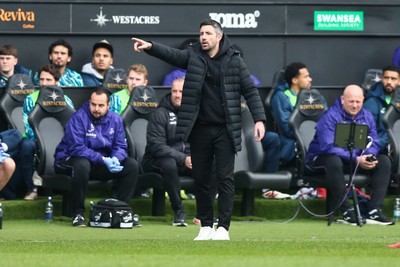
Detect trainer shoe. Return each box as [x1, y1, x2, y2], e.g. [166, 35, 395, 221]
[132, 214, 142, 227]
[366, 209, 394, 225]
[212, 226, 230, 241]
[262, 190, 290, 199]
[194, 226, 215, 241]
[24, 189, 38, 200]
[72, 214, 86, 227]
[172, 210, 188, 227]
[341, 208, 357, 225]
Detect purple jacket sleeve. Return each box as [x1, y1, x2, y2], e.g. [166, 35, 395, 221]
[110, 118, 128, 162]
[63, 115, 104, 164]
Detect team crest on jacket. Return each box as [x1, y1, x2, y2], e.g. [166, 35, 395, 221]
[169, 112, 177, 125]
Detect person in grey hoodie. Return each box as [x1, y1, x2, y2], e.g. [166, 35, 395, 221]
[81, 40, 114, 87]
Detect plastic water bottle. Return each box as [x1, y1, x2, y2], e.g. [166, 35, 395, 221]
[394, 198, 400, 222]
[45, 196, 53, 223]
[90, 201, 94, 211]
[0, 202, 3, 229]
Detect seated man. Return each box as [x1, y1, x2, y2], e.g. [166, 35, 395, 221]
[81, 40, 114, 87]
[0, 130, 19, 192]
[363, 65, 400, 152]
[305, 85, 393, 225]
[34, 39, 83, 87]
[110, 64, 148, 114]
[271, 62, 315, 163]
[54, 87, 139, 227]
[142, 77, 191, 227]
[0, 44, 32, 87]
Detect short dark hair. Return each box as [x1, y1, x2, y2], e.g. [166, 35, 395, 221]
[383, 64, 400, 74]
[91, 87, 110, 102]
[38, 64, 61, 82]
[48, 39, 73, 57]
[284, 62, 307, 87]
[0, 44, 18, 58]
[199, 19, 223, 35]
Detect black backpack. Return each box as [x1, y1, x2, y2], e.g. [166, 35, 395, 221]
[89, 198, 136, 228]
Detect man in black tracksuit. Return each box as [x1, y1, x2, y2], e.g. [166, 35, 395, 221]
[132, 19, 266, 240]
[142, 77, 192, 227]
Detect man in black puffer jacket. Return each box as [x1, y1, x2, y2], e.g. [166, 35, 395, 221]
[132, 19, 266, 241]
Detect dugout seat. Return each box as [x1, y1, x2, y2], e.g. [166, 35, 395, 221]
[0, 73, 36, 133]
[28, 86, 76, 216]
[383, 87, 400, 194]
[102, 68, 127, 94]
[361, 68, 382, 92]
[234, 102, 292, 216]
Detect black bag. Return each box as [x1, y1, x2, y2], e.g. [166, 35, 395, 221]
[89, 198, 134, 229]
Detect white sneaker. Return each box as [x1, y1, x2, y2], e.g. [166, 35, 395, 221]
[194, 226, 215, 241]
[212, 226, 230, 240]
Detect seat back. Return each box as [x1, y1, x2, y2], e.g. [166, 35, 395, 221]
[0, 73, 36, 133]
[288, 89, 328, 175]
[102, 68, 127, 94]
[271, 68, 285, 88]
[234, 103, 264, 173]
[264, 88, 277, 132]
[383, 87, 400, 175]
[28, 86, 75, 176]
[120, 85, 159, 169]
[361, 68, 382, 91]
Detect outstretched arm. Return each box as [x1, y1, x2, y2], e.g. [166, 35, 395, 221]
[131, 37, 153, 52]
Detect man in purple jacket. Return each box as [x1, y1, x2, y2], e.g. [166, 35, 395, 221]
[306, 85, 393, 226]
[54, 87, 139, 227]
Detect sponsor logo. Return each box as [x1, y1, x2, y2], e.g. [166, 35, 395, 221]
[11, 89, 34, 95]
[48, 90, 60, 101]
[314, 11, 364, 31]
[90, 6, 160, 27]
[42, 101, 67, 107]
[209, 10, 260, 28]
[0, 7, 35, 29]
[299, 94, 324, 110]
[86, 132, 97, 138]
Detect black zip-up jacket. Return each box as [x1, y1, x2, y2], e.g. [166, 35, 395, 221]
[142, 93, 190, 167]
[146, 35, 266, 152]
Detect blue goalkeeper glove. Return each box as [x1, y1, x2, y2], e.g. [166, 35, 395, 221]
[103, 157, 123, 173]
[111, 156, 121, 166]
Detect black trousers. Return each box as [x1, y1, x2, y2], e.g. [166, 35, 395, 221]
[306, 154, 391, 213]
[142, 157, 191, 213]
[55, 156, 139, 217]
[189, 123, 235, 230]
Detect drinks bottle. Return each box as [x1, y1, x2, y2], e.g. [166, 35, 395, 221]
[45, 196, 53, 223]
[393, 198, 400, 222]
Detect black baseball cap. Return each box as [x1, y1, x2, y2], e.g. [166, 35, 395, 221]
[92, 39, 113, 56]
